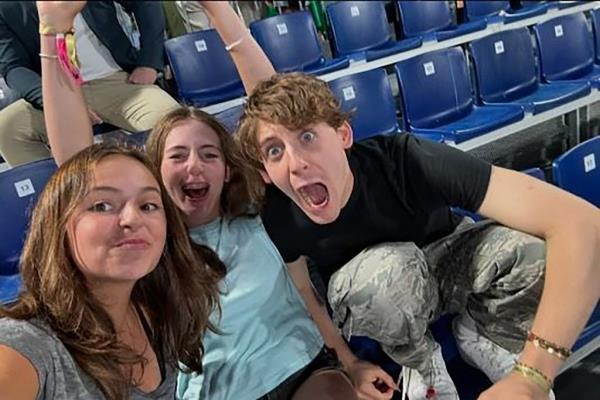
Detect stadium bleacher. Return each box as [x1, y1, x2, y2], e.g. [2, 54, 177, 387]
[1, 1, 598, 398]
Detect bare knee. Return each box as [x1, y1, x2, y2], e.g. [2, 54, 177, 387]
[292, 370, 357, 400]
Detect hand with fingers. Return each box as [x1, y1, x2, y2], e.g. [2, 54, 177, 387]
[127, 67, 158, 85]
[87, 108, 103, 125]
[347, 359, 397, 400]
[478, 373, 553, 400]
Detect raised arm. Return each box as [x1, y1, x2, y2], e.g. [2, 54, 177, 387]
[478, 166, 600, 400]
[287, 256, 397, 400]
[200, 1, 275, 94]
[36, 1, 92, 165]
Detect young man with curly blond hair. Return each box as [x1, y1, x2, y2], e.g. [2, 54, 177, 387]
[237, 72, 600, 400]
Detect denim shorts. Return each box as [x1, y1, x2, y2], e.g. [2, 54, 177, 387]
[257, 347, 345, 400]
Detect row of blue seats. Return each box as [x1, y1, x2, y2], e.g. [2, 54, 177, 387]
[330, 11, 600, 145]
[163, 0, 592, 107]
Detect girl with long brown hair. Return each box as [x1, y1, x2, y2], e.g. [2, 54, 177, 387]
[0, 144, 225, 399]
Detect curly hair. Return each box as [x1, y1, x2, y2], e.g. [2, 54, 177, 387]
[237, 73, 352, 171]
[1, 144, 225, 399]
[146, 106, 265, 214]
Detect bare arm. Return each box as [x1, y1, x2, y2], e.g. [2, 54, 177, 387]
[200, 1, 275, 93]
[37, 1, 92, 166]
[287, 256, 396, 400]
[478, 166, 600, 399]
[0, 345, 39, 400]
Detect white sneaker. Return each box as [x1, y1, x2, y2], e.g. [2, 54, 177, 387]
[399, 343, 459, 400]
[452, 312, 517, 382]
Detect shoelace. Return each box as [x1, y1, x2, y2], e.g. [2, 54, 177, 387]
[399, 363, 438, 399]
[401, 367, 410, 400]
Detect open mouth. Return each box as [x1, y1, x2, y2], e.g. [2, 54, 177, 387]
[297, 183, 329, 209]
[182, 183, 209, 201]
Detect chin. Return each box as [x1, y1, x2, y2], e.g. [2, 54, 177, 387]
[306, 208, 340, 225]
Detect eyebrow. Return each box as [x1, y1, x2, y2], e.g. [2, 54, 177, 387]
[165, 144, 221, 152]
[259, 136, 277, 149]
[88, 186, 161, 195]
[259, 125, 316, 148]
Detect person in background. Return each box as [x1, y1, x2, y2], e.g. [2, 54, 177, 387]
[0, 1, 179, 167]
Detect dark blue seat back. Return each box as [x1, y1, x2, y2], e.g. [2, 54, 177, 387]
[215, 104, 244, 135]
[250, 11, 326, 72]
[397, 0, 454, 37]
[165, 29, 244, 106]
[328, 69, 398, 141]
[590, 8, 600, 64]
[395, 48, 473, 130]
[0, 158, 57, 276]
[464, 0, 509, 21]
[522, 167, 546, 181]
[326, 1, 392, 57]
[533, 13, 595, 82]
[469, 28, 538, 103]
[553, 136, 600, 207]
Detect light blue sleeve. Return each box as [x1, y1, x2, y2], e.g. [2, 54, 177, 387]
[176, 366, 203, 400]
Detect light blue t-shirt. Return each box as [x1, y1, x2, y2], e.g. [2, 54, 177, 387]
[177, 216, 324, 400]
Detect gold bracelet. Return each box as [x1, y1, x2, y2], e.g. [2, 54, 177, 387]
[512, 362, 553, 393]
[39, 53, 58, 60]
[527, 330, 571, 360]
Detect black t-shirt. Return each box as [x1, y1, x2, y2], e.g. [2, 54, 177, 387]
[262, 134, 492, 282]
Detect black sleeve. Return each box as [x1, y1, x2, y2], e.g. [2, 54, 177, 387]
[261, 186, 303, 264]
[120, 1, 167, 72]
[0, 20, 43, 109]
[390, 134, 492, 212]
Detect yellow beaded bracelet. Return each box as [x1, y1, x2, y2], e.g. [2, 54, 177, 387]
[39, 21, 74, 36]
[512, 362, 553, 394]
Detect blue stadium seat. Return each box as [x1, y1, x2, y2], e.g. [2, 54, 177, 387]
[394, 47, 524, 144]
[215, 104, 244, 135]
[328, 69, 399, 141]
[165, 29, 246, 107]
[522, 167, 546, 181]
[512, 0, 551, 12]
[325, 1, 422, 62]
[469, 28, 591, 115]
[533, 13, 600, 89]
[249, 11, 349, 75]
[396, 1, 487, 42]
[590, 8, 600, 65]
[573, 303, 600, 352]
[0, 158, 57, 304]
[555, 1, 586, 10]
[552, 136, 600, 207]
[464, 0, 548, 24]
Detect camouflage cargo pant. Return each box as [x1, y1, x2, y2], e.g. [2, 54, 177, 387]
[327, 220, 546, 372]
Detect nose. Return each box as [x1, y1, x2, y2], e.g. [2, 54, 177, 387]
[119, 202, 143, 231]
[288, 147, 309, 175]
[185, 152, 205, 176]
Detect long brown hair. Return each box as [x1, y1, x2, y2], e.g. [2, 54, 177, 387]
[1, 144, 225, 399]
[146, 106, 264, 216]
